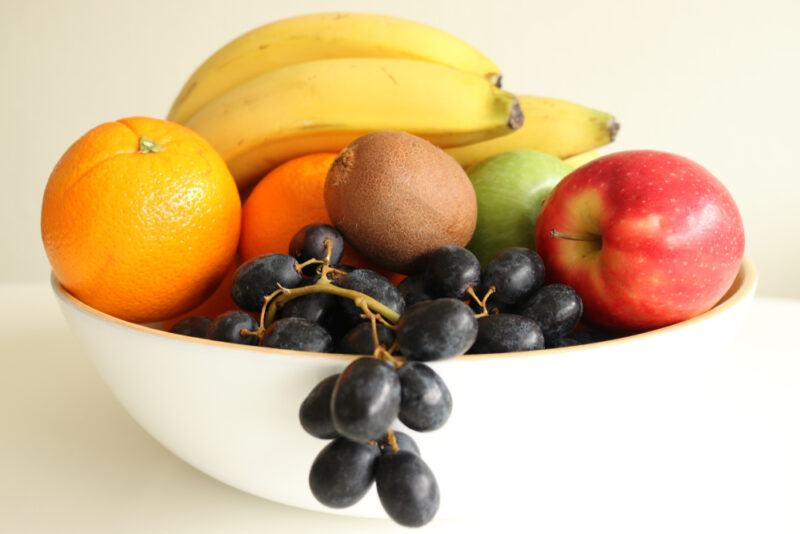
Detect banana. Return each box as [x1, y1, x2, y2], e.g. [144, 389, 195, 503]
[169, 12, 500, 124]
[564, 150, 602, 170]
[184, 58, 521, 190]
[445, 96, 619, 169]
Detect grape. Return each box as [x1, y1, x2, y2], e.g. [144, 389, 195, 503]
[398, 274, 432, 308]
[278, 291, 347, 337]
[337, 322, 395, 355]
[396, 299, 478, 361]
[309, 437, 379, 508]
[518, 284, 583, 343]
[169, 316, 210, 338]
[379, 431, 420, 456]
[231, 254, 302, 311]
[331, 357, 401, 442]
[423, 245, 481, 299]
[337, 269, 405, 324]
[547, 328, 613, 348]
[299, 374, 339, 439]
[573, 328, 614, 344]
[262, 317, 332, 353]
[397, 362, 452, 431]
[469, 314, 545, 353]
[209, 311, 259, 345]
[376, 450, 440, 527]
[481, 247, 545, 306]
[289, 223, 344, 265]
[547, 337, 581, 348]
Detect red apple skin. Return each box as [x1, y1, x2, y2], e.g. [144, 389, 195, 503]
[534, 150, 744, 332]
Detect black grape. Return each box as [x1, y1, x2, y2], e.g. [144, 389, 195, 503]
[331, 357, 401, 442]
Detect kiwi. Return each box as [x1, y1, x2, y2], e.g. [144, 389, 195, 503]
[325, 131, 477, 273]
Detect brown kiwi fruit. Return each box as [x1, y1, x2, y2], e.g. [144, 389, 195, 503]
[325, 131, 477, 273]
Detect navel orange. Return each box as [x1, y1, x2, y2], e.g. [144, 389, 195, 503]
[41, 116, 241, 323]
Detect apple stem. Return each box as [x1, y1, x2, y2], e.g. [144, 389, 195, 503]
[550, 229, 602, 243]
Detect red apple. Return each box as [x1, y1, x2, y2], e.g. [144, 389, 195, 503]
[534, 150, 744, 332]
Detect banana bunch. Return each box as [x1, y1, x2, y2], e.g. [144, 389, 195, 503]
[168, 12, 618, 189]
[446, 96, 618, 170]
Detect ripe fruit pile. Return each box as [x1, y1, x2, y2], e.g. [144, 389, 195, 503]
[41, 10, 746, 529]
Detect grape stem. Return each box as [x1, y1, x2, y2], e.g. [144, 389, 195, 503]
[240, 287, 286, 339]
[295, 258, 323, 272]
[266, 284, 400, 324]
[468, 286, 495, 318]
[385, 430, 400, 454]
[241, 241, 401, 342]
[315, 239, 339, 284]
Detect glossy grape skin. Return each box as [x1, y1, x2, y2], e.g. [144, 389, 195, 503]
[278, 291, 347, 337]
[262, 317, 333, 353]
[398, 274, 433, 308]
[331, 357, 401, 442]
[289, 223, 344, 265]
[299, 374, 339, 439]
[231, 254, 302, 311]
[169, 316, 210, 338]
[397, 362, 452, 431]
[379, 431, 420, 456]
[209, 311, 259, 346]
[376, 450, 440, 527]
[309, 437, 379, 508]
[337, 269, 405, 324]
[337, 322, 395, 355]
[423, 245, 481, 299]
[481, 247, 545, 306]
[518, 284, 583, 343]
[469, 314, 545, 353]
[396, 299, 478, 361]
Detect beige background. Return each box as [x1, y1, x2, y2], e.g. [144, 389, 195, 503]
[1, 0, 798, 296]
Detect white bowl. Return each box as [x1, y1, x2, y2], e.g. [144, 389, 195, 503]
[52, 259, 757, 519]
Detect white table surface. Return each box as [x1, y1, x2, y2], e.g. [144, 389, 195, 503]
[1, 283, 798, 533]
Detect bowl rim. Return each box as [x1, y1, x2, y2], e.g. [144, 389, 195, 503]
[51, 257, 757, 362]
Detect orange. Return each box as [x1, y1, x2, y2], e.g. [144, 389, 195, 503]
[240, 153, 404, 283]
[240, 153, 337, 261]
[41, 116, 241, 323]
[162, 257, 240, 331]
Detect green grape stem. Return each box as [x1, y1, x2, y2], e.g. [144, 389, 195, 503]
[243, 238, 400, 348]
[265, 283, 401, 325]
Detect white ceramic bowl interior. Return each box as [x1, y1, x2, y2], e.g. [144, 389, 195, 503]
[52, 258, 757, 520]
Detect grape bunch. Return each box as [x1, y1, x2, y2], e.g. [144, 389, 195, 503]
[301, 355, 449, 527]
[168, 223, 607, 526]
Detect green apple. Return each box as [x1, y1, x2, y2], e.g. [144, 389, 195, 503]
[467, 149, 572, 265]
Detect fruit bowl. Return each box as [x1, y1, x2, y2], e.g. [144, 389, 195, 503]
[51, 258, 756, 519]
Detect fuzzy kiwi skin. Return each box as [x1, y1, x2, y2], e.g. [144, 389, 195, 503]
[325, 131, 477, 273]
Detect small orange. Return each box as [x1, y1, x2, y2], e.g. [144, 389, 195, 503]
[240, 153, 404, 283]
[41, 116, 241, 323]
[240, 153, 337, 261]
